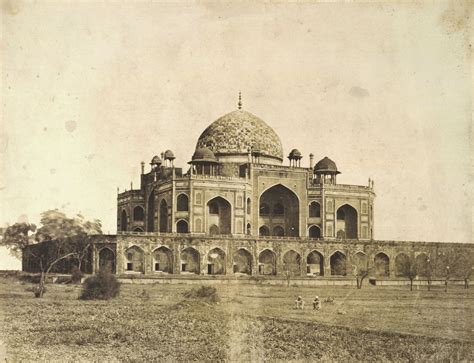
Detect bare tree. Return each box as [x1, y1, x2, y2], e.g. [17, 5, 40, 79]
[24, 240, 91, 297]
[395, 254, 417, 291]
[435, 249, 474, 291]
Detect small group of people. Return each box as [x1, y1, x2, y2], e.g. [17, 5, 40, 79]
[295, 295, 321, 310]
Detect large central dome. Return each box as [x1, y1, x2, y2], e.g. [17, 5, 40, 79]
[195, 109, 284, 163]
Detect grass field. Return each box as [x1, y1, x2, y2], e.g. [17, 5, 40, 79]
[0, 277, 473, 361]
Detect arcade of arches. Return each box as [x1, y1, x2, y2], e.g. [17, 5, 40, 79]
[103, 238, 472, 280]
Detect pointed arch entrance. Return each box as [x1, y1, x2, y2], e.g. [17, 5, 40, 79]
[258, 249, 276, 275]
[374, 252, 390, 277]
[153, 246, 173, 273]
[259, 184, 299, 237]
[120, 210, 128, 232]
[336, 204, 358, 239]
[147, 191, 155, 232]
[283, 250, 301, 276]
[99, 248, 115, 273]
[207, 248, 226, 275]
[207, 197, 231, 235]
[233, 248, 252, 274]
[181, 247, 200, 274]
[159, 199, 168, 232]
[330, 251, 347, 276]
[307, 250, 324, 276]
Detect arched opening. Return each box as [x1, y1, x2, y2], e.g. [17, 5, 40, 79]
[153, 246, 173, 273]
[283, 250, 301, 276]
[352, 251, 368, 273]
[133, 227, 144, 232]
[159, 199, 168, 232]
[120, 210, 128, 231]
[99, 248, 115, 273]
[307, 251, 324, 276]
[374, 252, 390, 277]
[309, 202, 321, 218]
[233, 248, 252, 274]
[209, 224, 219, 235]
[259, 184, 299, 237]
[259, 225, 270, 236]
[336, 204, 358, 239]
[273, 225, 285, 237]
[177, 194, 189, 212]
[207, 197, 231, 235]
[133, 206, 144, 221]
[125, 246, 144, 273]
[258, 249, 276, 275]
[246, 223, 251, 235]
[246, 198, 251, 214]
[207, 248, 226, 275]
[181, 247, 200, 274]
[147, 191, 155, 232]
[176, 220, 189, 233]
[395, 253, 411, 277]
[330, 251, 347, 276]
[308, 225, 321, 238]
[415, 253, 430, 278]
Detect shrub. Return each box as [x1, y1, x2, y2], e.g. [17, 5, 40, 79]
[79, 271, 120, 300]
[71, 266, 84, 284]
[183, 285, 220, 303]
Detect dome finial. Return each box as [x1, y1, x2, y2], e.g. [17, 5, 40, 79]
[238, 91, 242, 110]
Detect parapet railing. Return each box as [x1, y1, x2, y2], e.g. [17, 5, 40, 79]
[116, 231, 365, 243]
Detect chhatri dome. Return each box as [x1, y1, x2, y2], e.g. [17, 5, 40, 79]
[195, 93, 284, 165]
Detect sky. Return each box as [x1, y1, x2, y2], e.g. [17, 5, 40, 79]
[1, 1, 472, 269]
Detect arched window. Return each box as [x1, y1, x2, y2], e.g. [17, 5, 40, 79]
[120, 210, 128, 231]
[209, 224, 219, 235]
[259, 203, 270, 215]
[246, 223, 251, 235]
[159, 199, 168, 232]
[133, 206, 144, 221]
[259, 225, 270, 236]
[246, 198, 251, 214]
[177, 194, 189, 212]
[147, 191, 155, 232]
[176, 220, 189, 233]
[330, 251, 347, 276]
[309, 202, 321, 218]
[273, 225, 285, 236]
[125, 246, 144, 273]
[308, 225, 321, 238]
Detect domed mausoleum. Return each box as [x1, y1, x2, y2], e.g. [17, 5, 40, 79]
[112, 97, 382, 276]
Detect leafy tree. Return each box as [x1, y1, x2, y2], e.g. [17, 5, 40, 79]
[1, 223, 37, 258]
[1, 209, 102, 298]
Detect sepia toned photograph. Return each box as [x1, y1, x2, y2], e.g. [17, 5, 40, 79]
[0, 1, 472, 361]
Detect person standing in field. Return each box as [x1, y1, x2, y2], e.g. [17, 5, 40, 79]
[313, 296, 321, 310]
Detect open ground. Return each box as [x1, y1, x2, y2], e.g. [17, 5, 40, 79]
[0, 276, 473, 361]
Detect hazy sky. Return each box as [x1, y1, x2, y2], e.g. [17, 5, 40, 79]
[1, 1, 472, 269]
